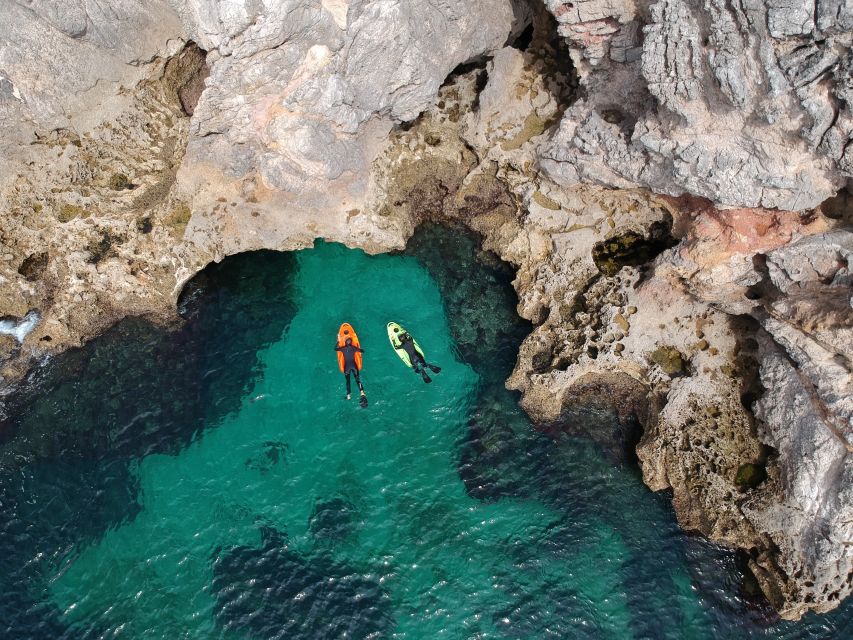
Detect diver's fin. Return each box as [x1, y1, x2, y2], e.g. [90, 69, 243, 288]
[427, 364, 441, 373]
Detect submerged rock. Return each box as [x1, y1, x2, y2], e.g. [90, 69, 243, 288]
[308, 497, 359, 544]
[244, 441, 289, 475]
[212, 529, 392, 639]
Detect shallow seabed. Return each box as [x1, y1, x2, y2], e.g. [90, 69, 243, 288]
[0, 225, 850, 639]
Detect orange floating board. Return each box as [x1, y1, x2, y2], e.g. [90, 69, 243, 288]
[336, 322, 363, 373]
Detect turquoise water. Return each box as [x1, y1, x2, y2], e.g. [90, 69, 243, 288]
[1, 225, 851, 639]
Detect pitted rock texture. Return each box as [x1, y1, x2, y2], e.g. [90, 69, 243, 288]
[747, 334, 853, 617]
[0, 0, 852, 623]
[541, 0, 853, 210]
[0, 1, 196, 382]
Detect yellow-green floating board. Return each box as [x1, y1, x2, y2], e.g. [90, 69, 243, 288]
[387, 321, 426, 368]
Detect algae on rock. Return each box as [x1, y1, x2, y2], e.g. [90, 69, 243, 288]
[648, 346, 686, 377]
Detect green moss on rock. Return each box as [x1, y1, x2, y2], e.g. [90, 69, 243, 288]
[57, 203, 88, 223]
[501, 113, 552, 151]
[649, 346, 685, 376]
[735, 462, 767, 490]
[165, 203, 192, 236]
[532, 191, 561, 210]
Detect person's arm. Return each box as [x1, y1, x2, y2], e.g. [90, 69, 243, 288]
[357, 347, 364, 353]
[335, 344, 342, 351]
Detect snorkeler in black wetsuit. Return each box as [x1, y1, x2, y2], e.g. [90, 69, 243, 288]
[397, 331, 441, 383]
[335, 338, 364, 400]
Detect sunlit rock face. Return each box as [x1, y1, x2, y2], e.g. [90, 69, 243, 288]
[170, 0, 527, 256]
[367, 30, 852, 619]
[0, 0, 184, 175]
[0, 0, 525, 373]
[541, 0, 853, 210]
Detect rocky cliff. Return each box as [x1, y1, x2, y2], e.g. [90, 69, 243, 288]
[542, 0, 853, 210]
[0, 0, 851, 621]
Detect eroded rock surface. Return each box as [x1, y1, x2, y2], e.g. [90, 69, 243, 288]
[0, 0, 851, 623]
[0, 0, 526, 377]
[541, 0, 853, 210]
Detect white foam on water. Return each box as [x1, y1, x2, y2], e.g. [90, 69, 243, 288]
[0, 311, 40, 343]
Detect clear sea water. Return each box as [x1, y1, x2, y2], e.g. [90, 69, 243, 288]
[0, 225, 850, 639]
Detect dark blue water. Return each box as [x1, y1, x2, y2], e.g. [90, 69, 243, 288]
[0, 225, 850, 639]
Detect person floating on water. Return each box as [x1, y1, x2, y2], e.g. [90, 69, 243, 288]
[335, 337, 366, 403]
[395, 328, 441, 383]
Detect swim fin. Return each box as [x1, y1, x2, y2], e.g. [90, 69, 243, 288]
[427, 364, 441, 373]
[359, 391, 368, 408]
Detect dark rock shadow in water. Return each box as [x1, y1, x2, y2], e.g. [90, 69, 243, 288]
[402, 223, 531, 384]
[245, 440, 289, 474]
[408, 225, 709, 636]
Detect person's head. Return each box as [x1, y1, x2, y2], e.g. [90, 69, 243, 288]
[393, 327, 399, 334]
[345, 338, 352, 346]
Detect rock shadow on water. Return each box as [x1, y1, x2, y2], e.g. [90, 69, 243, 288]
[457, 386, 531, 503]
[411, 224, 822, 637]
[211, 526, 392, 640]
[403, 223, 531, 383]
[544, 371, 652, 468]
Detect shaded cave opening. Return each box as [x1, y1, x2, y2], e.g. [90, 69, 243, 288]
[591, 216, 679, 277]
[819, 180, 853, 225]
[163, 41, 211, 117]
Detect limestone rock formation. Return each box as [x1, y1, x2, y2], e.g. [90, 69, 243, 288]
[541, 0, 853, 210]
[0, 0, 194, 373]
[0, 0, 851, 623]
[174, 0, 526, 257]
[0, 1, 184, 163]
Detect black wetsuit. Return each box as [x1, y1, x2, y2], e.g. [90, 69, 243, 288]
[399, 337, 425, 370]
[335, 343, 364, 395]
[396, 332, 440, 382]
